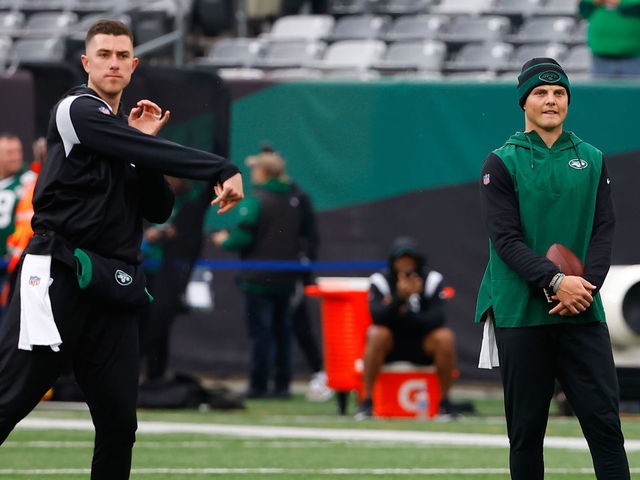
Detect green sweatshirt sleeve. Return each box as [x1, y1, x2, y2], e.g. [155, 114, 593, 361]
[221, 196, 261, 251]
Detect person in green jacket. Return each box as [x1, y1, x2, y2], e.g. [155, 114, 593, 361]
[580, 0, 640, 77]
[476, 58, 629, 479]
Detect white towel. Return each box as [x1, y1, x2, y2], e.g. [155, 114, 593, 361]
[18, 254, 61, 352]
[478, 312, 499, 369]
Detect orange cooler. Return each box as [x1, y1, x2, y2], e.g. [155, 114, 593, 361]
[372, 366, 441, 418]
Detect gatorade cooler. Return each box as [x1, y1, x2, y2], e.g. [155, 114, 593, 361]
[305, 277, 371, 393]
[371, 363, 441, 418]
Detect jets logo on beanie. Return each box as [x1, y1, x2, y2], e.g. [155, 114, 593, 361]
[517, 57, 570, 110]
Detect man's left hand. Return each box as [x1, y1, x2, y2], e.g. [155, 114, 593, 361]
[211, 173, 244, 214]
[128, 99, 170, 136]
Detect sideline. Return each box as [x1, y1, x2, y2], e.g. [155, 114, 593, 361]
[16, 417, 640, 451]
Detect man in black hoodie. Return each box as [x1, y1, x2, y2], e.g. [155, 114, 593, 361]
[0, 20, 242, 480]
[356, 237, 459, 419]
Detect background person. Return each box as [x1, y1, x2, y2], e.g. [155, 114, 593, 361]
[580, 0, 640, 78]
[476, 57, 629, 479]
[356, 236, 460, 419]
[213, 148, 302, 399]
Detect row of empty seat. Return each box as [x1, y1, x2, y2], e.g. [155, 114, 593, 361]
[328, 0, 577, 16]
[251, 14, 586, 45]
[193, 38, 590, 76]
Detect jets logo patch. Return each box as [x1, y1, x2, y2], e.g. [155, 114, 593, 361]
[568, 159, 588, 170]
[539, 71, 560, 83]
[115, 269, 133, 286]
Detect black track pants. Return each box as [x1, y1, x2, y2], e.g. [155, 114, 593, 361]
[0, 260, 140, 480]
[495, 322, 629, 480]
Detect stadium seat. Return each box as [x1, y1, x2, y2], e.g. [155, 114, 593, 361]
[511, 16, 575, 44]
[372, 0, 435, 15]
[22, 12, 78, 37]
[268, 67, 324, 79]
[431, 0, 494, 15]
[18, 0, 69, 11]
[328, 0, 372, 15]
[265, 15, 335, 42]
[563, 44, 591, 73]
[327, 14, 391, 41]
[132, 11, 170, 46]
[489, 0, 543, 17]
[446, 41, 513, 72]
[570, 20, 587, 45]
[193, 0, 233, 36]
[215, 67, 266, 79]
[13, 37, 65, 63]
[508, 43, 568, 71]
[192, 38, 264, 68]
[68, 0, 120, 13]
[316, 39, 386, 71]
[0, 35, 10, 68]
[383, 14, 449, 41]
[0, 11, 25, 35]
[537, 0, 577, 16]
[439, 15, 510, 44]
[252, 40, 327, 69]
[373, 40, 446, 72]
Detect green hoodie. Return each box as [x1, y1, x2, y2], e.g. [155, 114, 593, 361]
[475, 130, 606, 328]
[580, 0, 640, 57]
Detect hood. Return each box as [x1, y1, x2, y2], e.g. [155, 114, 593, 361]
[387, 236, 426, 273]
[505, 130, 584, 153]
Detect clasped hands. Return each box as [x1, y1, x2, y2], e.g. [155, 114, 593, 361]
[548, 276, 596, 317]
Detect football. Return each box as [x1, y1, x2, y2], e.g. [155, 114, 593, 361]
[545, 243, 584, 276]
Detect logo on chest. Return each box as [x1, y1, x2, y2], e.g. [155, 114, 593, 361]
[115, 269, 133, 286]
[568, 158, 588, 170]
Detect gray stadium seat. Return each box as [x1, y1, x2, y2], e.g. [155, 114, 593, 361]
[563, 45, 591, 73]
[22, 12, 78, 37]
[509, 43, 568, 70]
[18, 0, 69, 11]
[511, 16, 575, 44]
[384, 15, 449, 41]
[215, 67, 266, 80]
[192, 38, 264, 68]
[265, 15, 335, 42]
[13, 37, 65, 63]
[316, 39, 386, 71]
[268, 67, 324, 79]
[0, 35, 11, 68]
[69, 0, 119, 13]
[328, 0, 372, 15]
[431, 0, 494, 15]
[372, 0, 435, 15]
[373, 40, 446, 72]
[446, 41, 513, 72]
[327, 14, 391, 41]
[538, 0, 577, 16]
[253, 41, 327, 69]
[490, 0, 544, 17]
[0, 11, 25, 35]
[570, 20, 587, 44]
[439, 15, 510, 44]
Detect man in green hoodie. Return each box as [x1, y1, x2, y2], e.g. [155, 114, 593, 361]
[476, 58, 629, 479]
[580, 0, 640, 77]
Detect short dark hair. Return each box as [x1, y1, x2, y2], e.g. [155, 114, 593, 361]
[0, 132, 20, 142]
[85, 20, 134, 50]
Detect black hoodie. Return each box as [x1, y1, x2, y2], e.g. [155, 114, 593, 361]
[31, 86, 239, 264]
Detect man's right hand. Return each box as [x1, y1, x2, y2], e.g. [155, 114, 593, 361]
[548, 276, 595, 316]
[211, 173, 244, 214]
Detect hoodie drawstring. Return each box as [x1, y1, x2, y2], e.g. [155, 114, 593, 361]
[527, 134, 534, 169]
[568, 134, 581, 163]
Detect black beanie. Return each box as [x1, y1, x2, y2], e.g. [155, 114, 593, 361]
[517, 57, 571, 110]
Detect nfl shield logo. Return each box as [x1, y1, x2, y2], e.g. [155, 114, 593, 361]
[29, 276, 41, 286]
[483, 173, 491, 185]
[98, 106, 110, 115]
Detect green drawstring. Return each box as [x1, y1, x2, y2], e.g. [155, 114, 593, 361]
[527, 134, 534, 169]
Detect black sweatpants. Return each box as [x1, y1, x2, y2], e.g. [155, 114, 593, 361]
[0, 260, 140, 480]
[495, 322, 629, 480]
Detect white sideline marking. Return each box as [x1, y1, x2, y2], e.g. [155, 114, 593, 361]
[15, 417, 640, 451]
[1, 468, 640, 476]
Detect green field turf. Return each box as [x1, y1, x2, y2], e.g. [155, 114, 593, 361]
[1, 393, 639, 479]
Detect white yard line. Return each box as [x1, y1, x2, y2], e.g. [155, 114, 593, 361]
[2, 468, 640, 476]
[15, 417, 640, 451]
